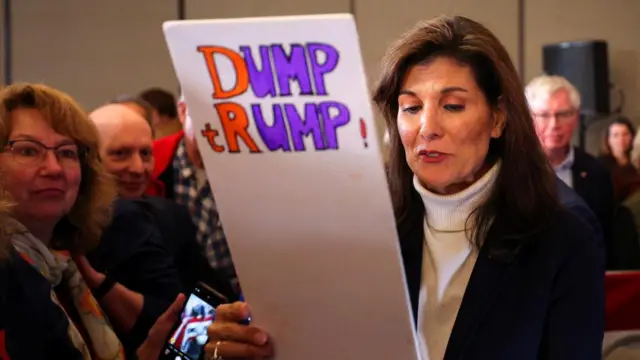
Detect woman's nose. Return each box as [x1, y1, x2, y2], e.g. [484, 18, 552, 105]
[40, 151, 63, 175]
[419, 107, 444, 141]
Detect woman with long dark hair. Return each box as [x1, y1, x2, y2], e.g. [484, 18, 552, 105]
[599, 117, 640, 202]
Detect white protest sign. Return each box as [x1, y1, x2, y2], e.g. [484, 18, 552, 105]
[163, 14, 420, 360]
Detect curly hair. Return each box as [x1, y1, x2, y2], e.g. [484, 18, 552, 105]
[0, 109, 13, 261]
[0, 169, 12, 261]
[0, 83, 118, 254]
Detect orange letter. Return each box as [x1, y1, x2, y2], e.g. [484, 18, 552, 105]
[215, 103, 261, 153]
[201, 123, 225, 152]
[197, 46, 249, 99]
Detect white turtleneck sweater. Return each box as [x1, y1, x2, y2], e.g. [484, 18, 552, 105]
[413, 162, 500, 360]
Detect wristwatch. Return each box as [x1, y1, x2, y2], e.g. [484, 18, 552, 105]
[92, 275, 116, 299]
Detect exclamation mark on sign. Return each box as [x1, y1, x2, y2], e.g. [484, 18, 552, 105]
[359, 118, 368, 148]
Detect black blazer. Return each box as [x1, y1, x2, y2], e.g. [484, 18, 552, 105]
[88, 199, 183, 357]
[556, 176, 603, 244]
[571, 147, 616, 267]
[400, 207, 604, 359]
[135, 196, 239, 302]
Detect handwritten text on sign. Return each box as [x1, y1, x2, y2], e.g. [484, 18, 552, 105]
[197, 43, 368, 153]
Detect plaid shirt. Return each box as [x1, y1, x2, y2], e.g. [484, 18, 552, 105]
[172, 140, 240, 293]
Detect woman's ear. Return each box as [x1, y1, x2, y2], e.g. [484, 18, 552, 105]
[491, 99, 507, 138]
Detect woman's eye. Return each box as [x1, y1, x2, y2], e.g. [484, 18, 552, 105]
[58, 149, 79, 159]
[401, 106, 421, 115]
[18, 148, 38, 156]
[444, 104, 465, 112]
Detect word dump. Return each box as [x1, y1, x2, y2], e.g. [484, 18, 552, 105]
[197, 43, 359, 153]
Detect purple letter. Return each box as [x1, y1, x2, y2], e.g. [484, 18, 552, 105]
[318, 101, 350, 149]
[240, 45, 277, 98]
[285, 103, 325, 151]
[252, 104, 291, 152]
[307, 43, 340, 96]
[271, 44, 313, 96]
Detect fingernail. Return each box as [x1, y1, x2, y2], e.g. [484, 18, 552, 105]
[254, 332, 267, 344]
[240, 305, 251, 318]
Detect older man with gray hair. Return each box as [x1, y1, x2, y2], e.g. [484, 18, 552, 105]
[526, 74, 615, 267]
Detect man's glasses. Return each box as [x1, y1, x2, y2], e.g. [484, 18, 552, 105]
[531, 109, 577, 124]
[2, 139, 84, 168]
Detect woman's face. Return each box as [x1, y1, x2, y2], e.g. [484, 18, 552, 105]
[608, 123, 633, 157]
[397, 57, 503, 194]
[0, 108, 82, 226]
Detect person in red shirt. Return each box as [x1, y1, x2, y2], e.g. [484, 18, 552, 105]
[147, 94, 240, 295]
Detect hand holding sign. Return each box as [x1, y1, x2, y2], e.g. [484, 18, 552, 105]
[204, 302, 273, 359]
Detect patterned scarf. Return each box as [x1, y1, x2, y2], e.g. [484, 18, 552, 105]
[9, 219, 125, 360]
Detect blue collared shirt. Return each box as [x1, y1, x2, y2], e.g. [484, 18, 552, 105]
[553, 146, 575, 188]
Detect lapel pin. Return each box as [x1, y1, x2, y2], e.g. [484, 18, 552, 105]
[580, 171, 587, 178]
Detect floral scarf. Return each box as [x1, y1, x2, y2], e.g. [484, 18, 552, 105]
[9, 219, 125, 360]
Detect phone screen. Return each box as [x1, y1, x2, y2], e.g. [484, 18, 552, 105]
[160, 285, 226, 360]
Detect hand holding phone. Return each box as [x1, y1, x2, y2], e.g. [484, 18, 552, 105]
[159, 283, 228, 360]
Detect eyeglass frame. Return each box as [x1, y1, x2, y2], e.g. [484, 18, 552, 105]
[1, 139, 88, 167]
[531, 108, 578, 124]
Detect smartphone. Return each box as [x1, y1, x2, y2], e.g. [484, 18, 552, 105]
[160, 283, 229, 360]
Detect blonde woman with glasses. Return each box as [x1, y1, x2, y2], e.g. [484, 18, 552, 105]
[0, 83, 184, 360]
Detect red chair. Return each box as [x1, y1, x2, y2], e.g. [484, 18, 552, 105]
[606, 271, 640, 331]
[603, 271, 640, 358]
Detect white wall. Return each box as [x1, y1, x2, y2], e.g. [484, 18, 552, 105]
[186, 0, 349, 19]
[0, 2, 4, 85]
[11, 0, 179, 110]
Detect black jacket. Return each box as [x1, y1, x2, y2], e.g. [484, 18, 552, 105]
[401, 207, 604, 359]
[571, 147, 616, 267]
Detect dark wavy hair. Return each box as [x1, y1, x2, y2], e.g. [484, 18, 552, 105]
[600, 116, 636, 158]
[372, 16, 559, 259]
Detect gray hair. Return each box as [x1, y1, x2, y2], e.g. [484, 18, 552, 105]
[525, 75, 581, 109]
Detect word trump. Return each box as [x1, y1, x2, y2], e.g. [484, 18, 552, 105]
[197, 43, 352, 153]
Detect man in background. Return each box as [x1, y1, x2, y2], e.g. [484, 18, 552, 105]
[80, 103, 184, 356]
[146, 94, 240, 295]
[139, 87, 183, 139]
[526, 75, 615, 267]
[91, 103, 155, 198]
[89, 101, 237, 298]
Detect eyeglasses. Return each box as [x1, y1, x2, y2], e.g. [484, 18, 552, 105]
[2, 139, 84, 168]
[531, 109, 577, 123]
